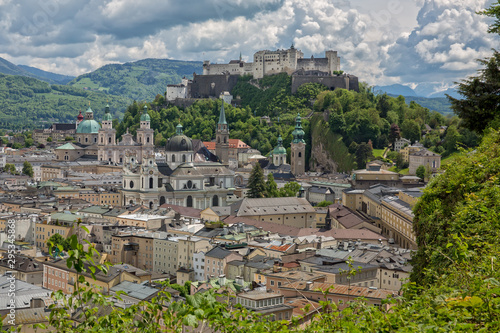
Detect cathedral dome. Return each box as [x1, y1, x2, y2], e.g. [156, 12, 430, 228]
[165, 124, 192, 152]
[76, 119, 101, 134]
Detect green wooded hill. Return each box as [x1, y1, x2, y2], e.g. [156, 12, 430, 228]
[68, 58, 203, 101]
[0, 73, 132, 130]
[118, 74, 471, 172]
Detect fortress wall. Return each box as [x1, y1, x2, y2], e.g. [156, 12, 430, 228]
[190, 74, 240, 98]
[291, 75, 359, 94]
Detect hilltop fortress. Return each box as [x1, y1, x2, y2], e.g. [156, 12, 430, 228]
[166, 46, 358, 103]
[202, 46, 341, 79]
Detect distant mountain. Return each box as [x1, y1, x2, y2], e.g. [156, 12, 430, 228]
[68, 58, 203, 101]
[0, 57, 75, 85]
[0, 73, 132, 130]
[373, 84, 418, 97]
[385, 94, 453, 115]
[18, 65, 74, 84]
[0, 57, 28, 76]
[374, 82, 460, 100]
[428, 87, 461, 99]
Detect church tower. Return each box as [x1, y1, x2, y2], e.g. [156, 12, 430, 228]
[272, 135, 287, 166]
[137, 105, 154, 146]
[98, 104, 116, 146]
[290, 113, 306, 176]
[136, 105, 154, 163]
[98, 104, 117, 162]
[215, 102, 229, 164]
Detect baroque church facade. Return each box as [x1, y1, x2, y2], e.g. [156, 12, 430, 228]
[121, 102, 235, 210]
[97, 105, 154, 164]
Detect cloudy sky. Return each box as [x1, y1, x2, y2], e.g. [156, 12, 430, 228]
[0, 0, 498, 92]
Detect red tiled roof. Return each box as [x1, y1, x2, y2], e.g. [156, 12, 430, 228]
[281, 281, 394, 300]
[203, 139, 250, 151]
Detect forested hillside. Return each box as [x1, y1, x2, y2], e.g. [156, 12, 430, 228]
[116, 73, 476, 172]
[69, 58, 203, 101]
[0, 74, 131, 130]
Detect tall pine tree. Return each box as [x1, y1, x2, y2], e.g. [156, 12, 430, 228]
[247, 163, 266, 198]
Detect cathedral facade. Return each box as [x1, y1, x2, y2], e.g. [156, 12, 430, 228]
[98, 105, 154, 164]
[121, 103, 234, 210]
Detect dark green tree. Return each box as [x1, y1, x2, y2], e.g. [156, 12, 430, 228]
[401, 119, 421, 143]
[355, 142, 373, 168]
[247, 163, 266, 198]
[376, 93, 391, 118]
[3, 163, 16, 174]
[442, 125, 461, 154]
[416, 165, 426, 180]
[47, 233, 71, 252]
[448, 51, 500, 133]
[265, 173, 279, 198]
[22, 161, 34, 178]
[278, 181, 301, 197]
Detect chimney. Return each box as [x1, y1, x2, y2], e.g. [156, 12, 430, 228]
[305, 281, 313, 291]
[235, 276, 244, 286]
[218, 274, 226, 286]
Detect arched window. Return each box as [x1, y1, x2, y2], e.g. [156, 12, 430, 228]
[129, 181, 134, 188]
[94, 137, 97, 143]
[108, 137, 111, 143]
[218, 137, 220, 143]
[101, 137, 103, 144]
[159, 196, 166, 205]
[187, 196, 193, 208]
[298, 152, 302, 157]
[147, 137, 150, 143]
[172, 155, 175, 162]
[149, 177, 154, 189]
[182, 155, 186, 162]
[212, 195, 219, 207]
[149, 202, 153, 209]
[85, 138, 88, 143]
[224, 137, 227, 143]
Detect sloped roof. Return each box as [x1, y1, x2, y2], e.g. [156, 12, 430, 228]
[55, 142, 81, 150]
[205, 246, 233, 259]
[231, 197, 315, 216]
[110, 281, 158, 300]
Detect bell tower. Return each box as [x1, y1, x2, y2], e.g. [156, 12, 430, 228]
[215, 102, 229, 164]
[290, 113, 306, 176]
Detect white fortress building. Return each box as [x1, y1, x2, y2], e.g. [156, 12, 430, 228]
[202, 46, 341, 79]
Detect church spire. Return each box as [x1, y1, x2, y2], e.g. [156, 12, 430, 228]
[218, 102, 227, 125]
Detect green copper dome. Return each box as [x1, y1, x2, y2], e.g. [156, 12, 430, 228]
[103, 104, 113, 121]
[140, 105, 151, 122]
[272, 135, 287, 155]
[76, 119, 101, 134]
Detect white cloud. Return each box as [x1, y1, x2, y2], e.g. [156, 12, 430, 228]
[0, 0, 497, 91]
